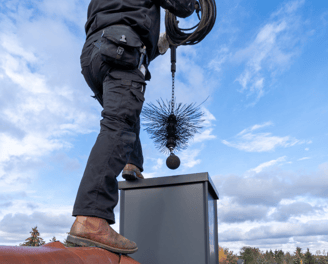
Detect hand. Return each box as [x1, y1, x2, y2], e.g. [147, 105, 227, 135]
[158, 32, 170, 55]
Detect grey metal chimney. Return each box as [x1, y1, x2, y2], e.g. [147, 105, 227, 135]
[118, 172, 219, 264]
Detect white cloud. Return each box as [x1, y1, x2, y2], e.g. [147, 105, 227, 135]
[152, 158, 164, 171]
[222, 122, 303, 152]
[180, 148, 202, 168]
[221, 220, 328, 243]
[272, 0, 305, 17]
[248, 156, 287, 174]
[193, 128, 216, 143]
[237, 121, 273, 135]
[213, 160, 328, 254]
[232, 0, 306, 101]
[208, 46, 229, 73]
[218, 201, 269, 223]
[213, 161, 328, 209]
[201, 107, 216, 127]
[298, 157, 311, 161]
[318, 162, 328, 173]
[0, 196, 74, 245]
[141, 172, 157, 179]
[192, 107, 216, 143]
[234, 20, 288, 99]
[0, 0, 100, 195]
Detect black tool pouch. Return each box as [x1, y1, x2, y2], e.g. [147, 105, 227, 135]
[95, 25, 143, 70]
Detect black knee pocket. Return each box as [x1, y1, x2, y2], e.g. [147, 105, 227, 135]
[123, 81, 145, 125]
[102, 78, 145, 126]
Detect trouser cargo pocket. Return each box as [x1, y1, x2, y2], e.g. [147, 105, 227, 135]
[95, 25, 144, 70]
[102, 77, 145, 127]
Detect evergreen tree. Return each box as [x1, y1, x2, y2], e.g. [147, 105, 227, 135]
[284, 252, 294, 264]
[295, 247, 303, 258]
[264, 249, 275, 263]
[304, 248, 315, 264]
[240, 247, 260, 264]
[49, 236, 57, 242]
[293, 247, 303, 264]
[293, 258, 301, 264]
[274, 249, 285, 264]
[19, 226, 45, 246]
[255, 251, 269, 264]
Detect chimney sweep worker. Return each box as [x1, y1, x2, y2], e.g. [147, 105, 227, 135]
[67, 0, 195, 254]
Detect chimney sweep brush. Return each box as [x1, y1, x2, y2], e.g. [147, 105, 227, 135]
[142, 46, 205, 169]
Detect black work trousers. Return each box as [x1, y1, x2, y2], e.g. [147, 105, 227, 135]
[72, 43, 146, 224]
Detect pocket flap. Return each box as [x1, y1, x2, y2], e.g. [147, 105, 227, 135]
[130, 86, 145, 102]
[101, 25, 143, 48]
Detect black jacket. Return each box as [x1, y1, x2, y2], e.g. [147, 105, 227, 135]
[80, 0, 194, 71]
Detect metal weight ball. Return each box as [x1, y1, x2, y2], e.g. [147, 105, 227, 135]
[166, 153, 180, 170]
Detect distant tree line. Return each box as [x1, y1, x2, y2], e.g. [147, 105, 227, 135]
[19, 226, 328, 264]
[219, 246, 328, 264]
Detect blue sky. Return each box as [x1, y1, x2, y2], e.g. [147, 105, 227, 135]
[0, 0, 328, 255]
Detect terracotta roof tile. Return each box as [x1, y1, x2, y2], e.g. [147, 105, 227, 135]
[0, 241, 140, 264]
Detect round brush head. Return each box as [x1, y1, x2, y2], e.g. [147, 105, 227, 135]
[142, 99, 204, 154]
[142, 98, 206, 169]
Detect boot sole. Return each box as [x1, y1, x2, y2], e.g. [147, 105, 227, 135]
[66, 234, 138, 254]
[122, 170, 138, 181]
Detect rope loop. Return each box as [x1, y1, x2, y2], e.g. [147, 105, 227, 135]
[165, 0, 217, 46]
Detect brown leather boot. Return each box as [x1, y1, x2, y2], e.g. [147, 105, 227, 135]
[122, 164, 144, 180]
[67, 216, 138, 254]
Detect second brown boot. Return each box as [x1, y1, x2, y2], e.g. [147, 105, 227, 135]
[122, 164, 144, 180]
[67, 216, 138, 254]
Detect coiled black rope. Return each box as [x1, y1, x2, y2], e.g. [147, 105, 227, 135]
[165, 0, 217, 46]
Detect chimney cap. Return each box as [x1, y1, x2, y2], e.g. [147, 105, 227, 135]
[118, 172, 219, 199]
